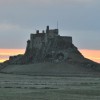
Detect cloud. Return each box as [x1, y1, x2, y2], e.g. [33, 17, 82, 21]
[80, 49, 100, 63]
[0, 22, 32, 49]
[0, 49, 25, 62]
[0, 22, 32, 33]
[0, 0, 99, 50]
[0, 0, 98, 6]
[0, 49, 25, 56]
[26, 0, 95, 5]
[60, 30, 100, 50]
[0, 23, 21, 31]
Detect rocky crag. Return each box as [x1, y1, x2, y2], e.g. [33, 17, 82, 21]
[4, 26, 85, 65]
[1, 26, 100, 76]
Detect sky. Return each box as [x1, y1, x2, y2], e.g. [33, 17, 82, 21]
[0, 0, 100, 63]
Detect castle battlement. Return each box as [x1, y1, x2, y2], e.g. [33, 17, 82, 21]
[26, 26, 72, 50]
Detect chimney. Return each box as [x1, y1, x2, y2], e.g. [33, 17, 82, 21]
[46, 26, 49, 33]
[36, 30, 39, 34]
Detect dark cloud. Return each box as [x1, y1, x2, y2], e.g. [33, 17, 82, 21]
[0, 0, 100, 49]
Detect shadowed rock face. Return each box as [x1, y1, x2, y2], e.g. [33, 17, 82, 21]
[4, 35, 84, 65]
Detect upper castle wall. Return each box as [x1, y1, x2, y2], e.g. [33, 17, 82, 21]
[30, 33, 45, 49]
[29, 26, 72, 49]
[46, 26, 59, 38]
[61, 36, 72, 43]
[47, 29, 59, 38]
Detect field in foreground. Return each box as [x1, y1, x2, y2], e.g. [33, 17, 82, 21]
[0, 73, 100, 100]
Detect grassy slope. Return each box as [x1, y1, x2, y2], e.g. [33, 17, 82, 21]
[1, 62, 100, 76]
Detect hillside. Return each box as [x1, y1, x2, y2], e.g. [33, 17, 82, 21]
[1, 60, 100, 76]
[1, 26, 100, 76]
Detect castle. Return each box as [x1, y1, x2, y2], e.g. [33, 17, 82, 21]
[26, 26, 72, 50]
[8, 26, 83, 64]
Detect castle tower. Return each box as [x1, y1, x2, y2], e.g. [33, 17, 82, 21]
[46, 26, 49, 33]
[46, 26, 59, 38]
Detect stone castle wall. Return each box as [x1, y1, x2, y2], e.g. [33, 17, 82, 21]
[8, 26, 75, 64]
[28, 26, 72, 50]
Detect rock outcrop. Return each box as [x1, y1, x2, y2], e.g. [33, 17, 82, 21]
[4, 26, 85, 65]
[1, 26, 100, 76]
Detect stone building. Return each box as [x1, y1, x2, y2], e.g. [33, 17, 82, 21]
[27, 26, 72, 50]
[8, 26, 83, 64]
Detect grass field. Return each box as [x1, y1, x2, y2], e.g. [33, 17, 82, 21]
[0, 73, 100, 100]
